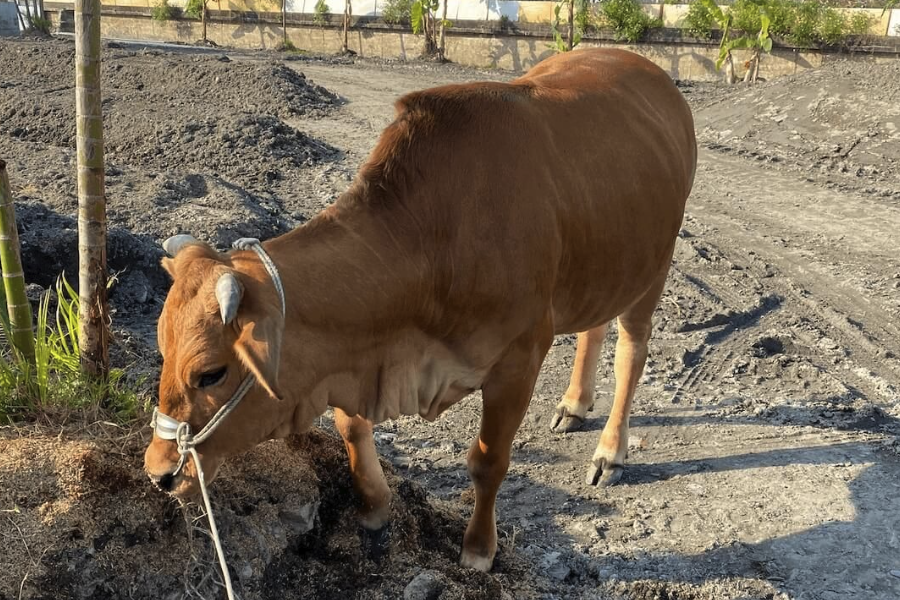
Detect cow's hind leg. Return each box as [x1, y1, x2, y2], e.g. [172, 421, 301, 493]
[334, 408, 393, 558]
[586, 272, 668, 487]
[461, 324, 553, 571]
[550, 322, 610, 433]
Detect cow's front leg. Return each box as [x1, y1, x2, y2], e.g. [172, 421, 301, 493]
[334, 408, 392, 557]
[550, 322, 609, 433]
[461, 325, 552, 571]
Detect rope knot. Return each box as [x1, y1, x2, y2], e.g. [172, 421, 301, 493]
[175, 421, 193, 455]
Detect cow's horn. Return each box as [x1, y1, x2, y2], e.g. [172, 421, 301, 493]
[162, 234, 200, 257]
[215, 272, 243, 325]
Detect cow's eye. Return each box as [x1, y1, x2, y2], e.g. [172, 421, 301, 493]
[198, 367, 227, 389]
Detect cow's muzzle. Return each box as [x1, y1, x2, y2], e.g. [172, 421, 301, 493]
[149, 470, 178, 493]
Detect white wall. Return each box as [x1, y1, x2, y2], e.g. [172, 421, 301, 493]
[293, 0, 520, 20]
[889, 8, 900, 37]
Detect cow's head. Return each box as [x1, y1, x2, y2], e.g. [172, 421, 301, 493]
[144, 235, 286, 499]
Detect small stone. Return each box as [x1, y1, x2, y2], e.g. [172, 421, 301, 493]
[627, 437, 646, 450]
[240, 564, 253, 580]
[890, 569, 900, 578]
[403, 570, 445, 600]
[374, 432, 397, 444]
[279, 501, 319, 535]
[547, 562, 571, 581]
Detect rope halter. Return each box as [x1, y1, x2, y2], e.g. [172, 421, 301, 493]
[149, 237, 285, 600]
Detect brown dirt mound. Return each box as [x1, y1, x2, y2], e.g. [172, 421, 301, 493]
[693, 58, 900, 198]
[0, 39, 339, 150]
[0, 424, 533, 600]
[0, 38, 343, 344]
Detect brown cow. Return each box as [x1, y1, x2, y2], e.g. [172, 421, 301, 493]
[144, 47, 697, 572]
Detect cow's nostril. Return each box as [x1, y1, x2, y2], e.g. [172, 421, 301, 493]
[150, 472, 177, 492]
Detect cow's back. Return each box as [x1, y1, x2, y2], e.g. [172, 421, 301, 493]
[348, 48, 696, 354]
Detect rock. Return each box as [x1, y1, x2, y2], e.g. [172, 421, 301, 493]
[547, 563, 571, 581]
[540, 551, 571, 581]
[890, 569, 900, 579]
[374, 431, 397, 444]
[403, 570, 445, 600]
[278, 500, 319, 535]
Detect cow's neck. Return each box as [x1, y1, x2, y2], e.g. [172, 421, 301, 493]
[261, 188, 432, 426]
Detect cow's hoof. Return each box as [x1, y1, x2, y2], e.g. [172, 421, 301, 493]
[361, 522, 391, 562]
[459, 548, 494, 572]
[585, 458, 624, 487]
[549, 405, 592, 433]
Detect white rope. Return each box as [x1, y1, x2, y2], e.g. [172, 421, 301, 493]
[191, 447, 237, 600]
[151, 238, 285, 600]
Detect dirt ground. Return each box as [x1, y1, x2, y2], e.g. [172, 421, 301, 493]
[1, 37, 899, 600]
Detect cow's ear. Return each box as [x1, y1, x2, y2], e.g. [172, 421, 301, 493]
[233, 309, 283, 401]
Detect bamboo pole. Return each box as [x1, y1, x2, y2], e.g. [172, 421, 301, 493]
[75, 0, 110, 380]
[0, 161, 35, 362]
[342, 0, 351, 53]
[439, 0, 446, 60]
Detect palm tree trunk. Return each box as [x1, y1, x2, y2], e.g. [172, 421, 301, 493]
[0, 161, 34, 362]
[566, 0, 574, 51]
[75, 0, 110, 380]
[202, 0, 208, 43]
[282, 0, 287, 46]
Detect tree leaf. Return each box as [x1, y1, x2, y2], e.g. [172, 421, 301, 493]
[411, 0, 424, 34]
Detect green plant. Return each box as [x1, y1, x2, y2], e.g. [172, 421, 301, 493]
[0, 275, 144, 423]
[815, 6, 845, 44]
[550, 0, 582, 52]
[314, 0, 329, 25]
[847, 11, 873, 36]
[786, 0, 820, 46]
[411, 0, 438, 34]
[574, 0, 594, 33]
[151, 0, 174, 21]
[695, 0, 737, 83]
[184, 0, 204, 19]
[599, 0, 661, 43]
[730, 0, 764, 34]
[684, 0, 715, 38]
[411, 0, 443, 54]
[382, 0, 412, 25]
[762, 0, 792, 36]
[278, 38, 299, 51]
[31, 15, 52, 34]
